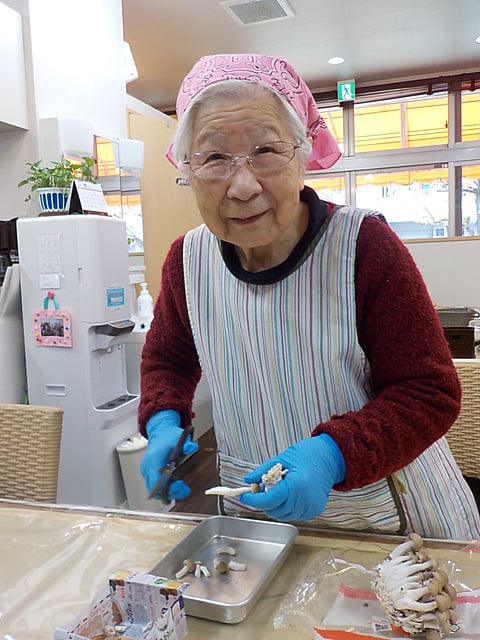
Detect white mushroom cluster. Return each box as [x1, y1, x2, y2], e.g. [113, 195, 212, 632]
[204, 462, 288, 497]
[261, 462, 289, 490]
[371, 532, 457, 640]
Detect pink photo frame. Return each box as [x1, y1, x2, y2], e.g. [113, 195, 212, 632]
[33, 308, 72, 347]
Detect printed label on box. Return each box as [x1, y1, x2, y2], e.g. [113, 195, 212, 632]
[54, 572, 187, 640]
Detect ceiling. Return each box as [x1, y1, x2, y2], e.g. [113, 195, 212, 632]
[122, 0, 480, 114]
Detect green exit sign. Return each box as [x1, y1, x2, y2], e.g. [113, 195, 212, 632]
[337, 79, 355, 103]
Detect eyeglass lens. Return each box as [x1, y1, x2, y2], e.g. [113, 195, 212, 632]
[186, 141, 299, 179]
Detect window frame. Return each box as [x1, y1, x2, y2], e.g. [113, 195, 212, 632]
[308, 79, 480, 239]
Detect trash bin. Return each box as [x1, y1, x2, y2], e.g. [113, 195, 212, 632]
[116, 433, 174, 513]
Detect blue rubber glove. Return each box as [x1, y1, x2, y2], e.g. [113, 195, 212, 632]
[140, 409, 199, 501]
[239, 434, 345, 521]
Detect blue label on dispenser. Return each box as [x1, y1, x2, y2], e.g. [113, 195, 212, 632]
[106, 287, 125, 307]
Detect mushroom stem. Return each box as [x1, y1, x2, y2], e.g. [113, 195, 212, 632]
[217, 545, 237, 556]
[175, 558, 195, 579]
[205, 482, 261, 497]
[379, 558, 437, 583]
[205, 486, 251, 497]
[205, 462, 288, 497]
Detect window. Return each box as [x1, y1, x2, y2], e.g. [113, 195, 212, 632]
[309, 74, 480, 239]
[95, 136, 144, 253]
[461, 88, 480, 142]
[355, 167, 448, 240]
[462, 164, 480, 236]
[306, 174, 345, 204]
[353, 95, 448, 153]
[318, 106, 344, 150]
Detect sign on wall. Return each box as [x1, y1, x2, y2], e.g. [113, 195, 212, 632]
[338, 79, 355, 103]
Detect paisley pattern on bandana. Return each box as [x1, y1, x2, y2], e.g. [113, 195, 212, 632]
[166, 54, 342, 171]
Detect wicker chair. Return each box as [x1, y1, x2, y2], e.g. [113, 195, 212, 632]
[0, 403, 63, 502]
[445, 360, 480, 480]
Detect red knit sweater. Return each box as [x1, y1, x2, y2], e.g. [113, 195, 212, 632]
[139, 201, 461, 491]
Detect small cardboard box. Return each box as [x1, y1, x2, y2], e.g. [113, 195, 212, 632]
[109, 570, 187, 636]
[443, 326, 475, 358]
[54, 572, 187, 640]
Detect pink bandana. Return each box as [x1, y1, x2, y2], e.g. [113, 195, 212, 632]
[166, 53, 341, 171]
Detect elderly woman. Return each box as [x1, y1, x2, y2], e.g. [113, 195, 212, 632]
[138, 54, 480, 539]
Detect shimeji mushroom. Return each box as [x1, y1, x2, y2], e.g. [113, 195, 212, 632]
[213, 556, 246, 573]
[261, 462, 289, 489]
[212, 544, 247, 573]
[194, 560, 210, 577]
[205, 462, 288, 497]
[175, 558, 195, 579]
[176, 557, 210, 579]
[226, 559, 246, 571]
[371, 532, 457, 640]
[213, 557, 229, 574]
[204, 483, 261, 497]
[217, 545, 236, 556]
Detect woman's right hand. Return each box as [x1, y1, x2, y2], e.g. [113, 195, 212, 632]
[140, 409, 198, 501]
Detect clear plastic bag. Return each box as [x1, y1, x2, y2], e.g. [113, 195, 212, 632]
[273, 542, 480, 640]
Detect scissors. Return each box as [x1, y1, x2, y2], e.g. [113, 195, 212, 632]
[148, 425, 195, 504]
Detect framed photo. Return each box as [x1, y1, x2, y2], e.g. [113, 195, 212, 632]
[33, 308, 72, 347]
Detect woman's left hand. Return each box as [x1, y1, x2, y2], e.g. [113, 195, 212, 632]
[239, 434, 346, 521]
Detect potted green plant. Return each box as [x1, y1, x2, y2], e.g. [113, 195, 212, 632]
[18, 156, 95, 214]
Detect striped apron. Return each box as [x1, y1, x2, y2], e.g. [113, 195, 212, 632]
[183, 206, 480, 539]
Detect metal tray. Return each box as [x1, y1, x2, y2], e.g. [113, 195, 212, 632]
[149, 515, 298, 624]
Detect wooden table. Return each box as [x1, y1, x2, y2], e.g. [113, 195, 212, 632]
[1, 499, 479, 640]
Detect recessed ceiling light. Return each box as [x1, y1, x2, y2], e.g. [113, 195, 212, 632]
[328, 56, 345, 65]
[475, 35, 480, 44]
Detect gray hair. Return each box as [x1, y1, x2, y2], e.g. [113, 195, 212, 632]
[172, 80, 312, 171]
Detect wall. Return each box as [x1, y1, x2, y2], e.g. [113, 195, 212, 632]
[0, 3, 28, 130]
[0, 0, 38, 218]
[28, 1, 126, 141]
[406, 238, 480, 308]
[0, 0, 127, 220]
[128, 110, 201, 300]
[126, 94, 171, 122]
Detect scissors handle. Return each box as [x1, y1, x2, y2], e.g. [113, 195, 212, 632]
[148, 425, 195, 503]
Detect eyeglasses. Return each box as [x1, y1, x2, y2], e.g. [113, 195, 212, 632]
[182, 140, 302, 180]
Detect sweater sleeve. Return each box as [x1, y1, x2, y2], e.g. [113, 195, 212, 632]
[312, 215, 461, 490]
[138, 236, 201, 436]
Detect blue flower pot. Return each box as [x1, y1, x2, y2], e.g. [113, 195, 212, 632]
[37, 188, 69, 214]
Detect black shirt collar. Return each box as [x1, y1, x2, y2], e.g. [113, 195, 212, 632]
[219, 185, 328, 284]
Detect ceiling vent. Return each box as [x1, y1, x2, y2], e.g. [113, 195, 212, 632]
[220, 0, 295, 26]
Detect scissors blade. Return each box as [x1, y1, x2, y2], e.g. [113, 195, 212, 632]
[148, 466, 173, 502]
